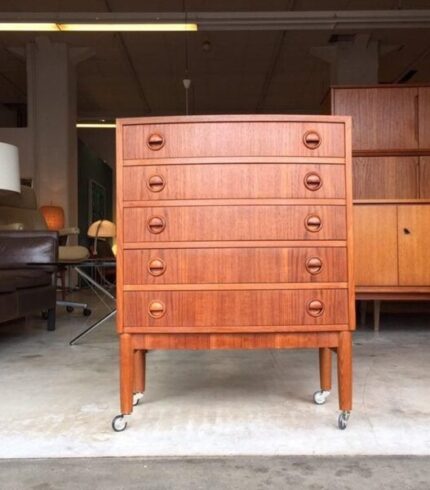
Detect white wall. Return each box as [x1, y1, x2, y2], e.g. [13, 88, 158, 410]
[0, 127, 34, 180]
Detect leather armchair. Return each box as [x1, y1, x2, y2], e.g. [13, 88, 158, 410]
[0, 230, 58, 330]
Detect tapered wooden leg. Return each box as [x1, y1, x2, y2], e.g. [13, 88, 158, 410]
[319, 347, 332, 391]
[119, 334, 134, 415]
[359, 300, 367, 326]
[374, 300, 381, 332]
[337, 331, 352, 412]
[133, 350, 146, 393]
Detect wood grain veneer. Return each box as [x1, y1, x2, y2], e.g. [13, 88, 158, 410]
[123, 163, 346, 201]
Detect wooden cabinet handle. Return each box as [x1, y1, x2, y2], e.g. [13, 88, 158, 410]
[304, 172, 322, 191]
[148, 300, 166, 319]
[306, 299, 325, 317]
[305, 256, 323, 275]
[147, 174, 166, 192]
[148, 258, 166, 276]
[303, 130, 322, 150]
[147, 133, 165, 151]
[147, 216, 166, 234]
[304, 214, 322, 232]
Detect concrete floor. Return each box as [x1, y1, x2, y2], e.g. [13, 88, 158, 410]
[0, 291, 429, 458]
[1, 456, 429, 490]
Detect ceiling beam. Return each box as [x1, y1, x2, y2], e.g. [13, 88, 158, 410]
[1, 11, 430, 30]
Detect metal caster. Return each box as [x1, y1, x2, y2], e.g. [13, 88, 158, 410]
[338, 411, 350, 430]
[66, 306, 74, 313]
[133, 393, 144, 407]
[313, 390, 331, 405]
[112, 414, 127, 432]
[83, 308, 91, 317]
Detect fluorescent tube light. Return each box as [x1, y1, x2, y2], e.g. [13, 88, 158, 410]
[76, 123, 117, 129]
[0, 23, 59, 31]
[58, 23, 198, 32]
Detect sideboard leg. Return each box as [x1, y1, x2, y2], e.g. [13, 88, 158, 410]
[337, 331, 352, 413]
[313, 347, 332, 405]
[133, 350, 146, 406]
[119, 334, 134, 416]
[374, 300, 381, 332]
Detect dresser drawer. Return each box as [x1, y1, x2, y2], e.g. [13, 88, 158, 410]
[123, 163, 346, 201]
[123, 205, 346, 243]
[123, 289, 349, 331]
[122, 121, 345, 160]
[123, 247, 348, 285]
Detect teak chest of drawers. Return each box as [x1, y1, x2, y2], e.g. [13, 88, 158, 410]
[114, 115, 355, 431]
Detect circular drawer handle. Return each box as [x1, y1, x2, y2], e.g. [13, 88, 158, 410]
[147, 133, 165, 151]
[148, 300, 166, 319]
[147, 216, 166, 234]
[147, 174, 166, 193]
[303, 130, 322, 150]
[306, 299, 325, 317]
[305, 256, 323, 275]
[148, 257, 166, 276]
[304, 172, 322, 191]
[304, 214, 322, 233]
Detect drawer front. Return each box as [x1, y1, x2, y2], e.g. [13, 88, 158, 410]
[123, 163, 346, 201]
[123, 205, 346, 242]
[123, 289, 349, 330]
[123, 247, 348, 285]
[122, 122, 345, 160]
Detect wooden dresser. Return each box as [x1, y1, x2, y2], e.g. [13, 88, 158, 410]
[114, 115, 355, 431]
[330, 85, 430, 330]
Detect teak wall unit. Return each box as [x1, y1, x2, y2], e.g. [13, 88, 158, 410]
[114, 115, 355, 431]
[330, 85, 430, 330]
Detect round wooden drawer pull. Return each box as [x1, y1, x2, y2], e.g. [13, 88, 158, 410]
[306, 257, 323, 275]
[148, 300, 166, 319]
[306, 299, 325, 317]
[147, 175, 166, 192]
[147, 216, 166, 234]
[147, 133, 165, 151]
[303, 130, 322, 150]
[305, 214, 322, 232]
[148, 258, 166, 276]
[304, 172, 322, 191]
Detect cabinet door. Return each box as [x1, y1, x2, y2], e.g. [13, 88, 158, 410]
[353, 156, 418, 199]
[333, 88, 418, 151]
[354, 205, 398, 286]
[419, 157, 430, 198]
[398, 205, 430, 285]
[418, 88, 430, 150]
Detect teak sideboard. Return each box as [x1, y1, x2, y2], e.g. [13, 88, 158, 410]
[114, 115, 355, 431]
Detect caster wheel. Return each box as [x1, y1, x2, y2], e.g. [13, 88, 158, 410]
[133, 393, 144, 407]
[112, 415, 127, 432]
[66, 306, 74, 313]
[313, 390, 331, 405]
[338, 411, 350, 430]
[42, 311, 48, 320]
[83, 308, 91, 317]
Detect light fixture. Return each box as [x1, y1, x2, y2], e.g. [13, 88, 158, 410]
[76, 123, 116, 129]
[88, 219, 116, 256]
[40, 205, 65, 230]
[0, 22, 197, 32]
[0, 142, 20, 193]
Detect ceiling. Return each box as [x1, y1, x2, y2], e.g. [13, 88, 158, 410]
[0, 0, 430, 121]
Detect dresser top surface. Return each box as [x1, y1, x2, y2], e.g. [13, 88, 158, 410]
[117, 114, 351, 126]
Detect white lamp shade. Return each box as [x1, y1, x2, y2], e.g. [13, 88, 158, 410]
[0, 142, 20, 193]
[88, 219, 116, 238]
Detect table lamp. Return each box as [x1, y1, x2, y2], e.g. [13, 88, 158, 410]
[0, 142, 20, 194]
[88, 219, 116, 256]
[40, 205, 65, 230]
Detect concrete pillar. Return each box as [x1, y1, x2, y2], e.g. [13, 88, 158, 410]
[311, 34, 380, 85]
[25, 37, 92, 226]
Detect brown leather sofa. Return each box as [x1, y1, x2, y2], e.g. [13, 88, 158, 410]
[0, 231, 58, 330]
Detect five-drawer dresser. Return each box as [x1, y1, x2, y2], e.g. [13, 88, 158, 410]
[113, 115, 355, 431]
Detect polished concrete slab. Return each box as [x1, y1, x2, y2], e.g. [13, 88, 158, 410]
[0, 292, 429, 458]
[1, 456, 429, 490]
